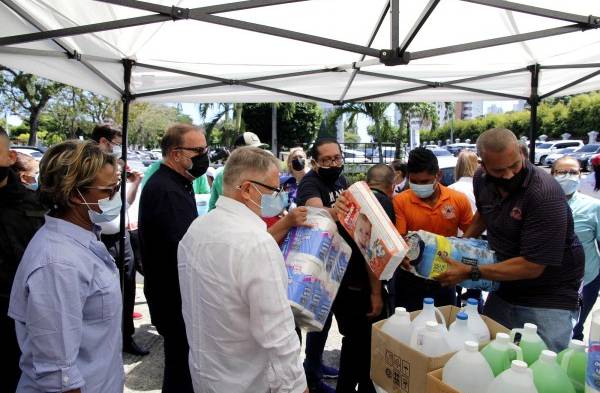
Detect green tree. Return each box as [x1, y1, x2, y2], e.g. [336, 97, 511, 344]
[0, 67, 65, 145]
[394, 102, 438, 158]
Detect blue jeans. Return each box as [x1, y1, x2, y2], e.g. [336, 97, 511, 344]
[483, 293, 578, 353]
[304, 311, 333, 387]
[573, 273, 600, 340]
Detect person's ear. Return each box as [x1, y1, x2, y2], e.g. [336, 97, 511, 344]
[239, 181, 252, 201]
[69, 188, 86, 205]
[436, 170, 442, 182]
[7, 150, 17, 165]
[310, 158, 318, 170]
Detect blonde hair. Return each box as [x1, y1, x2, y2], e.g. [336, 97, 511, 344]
[12, 152, 39, 175]
[286, 147, 306, 171]
[39, 140, 116, 211]
[454, 150, 479, 179]
[223, 147, 280, 194]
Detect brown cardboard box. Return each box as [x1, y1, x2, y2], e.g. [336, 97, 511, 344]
[371, 305, 508, 393]
[426, 369, 460, 393]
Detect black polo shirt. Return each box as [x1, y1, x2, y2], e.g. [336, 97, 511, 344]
[138, 164, 198, 333]
[474, 161, 584, 310]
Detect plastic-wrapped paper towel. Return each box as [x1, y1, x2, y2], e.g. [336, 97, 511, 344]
[337, 181, 409, 280]
[405, 230, 498, 291]
[281, 207, 351, 332]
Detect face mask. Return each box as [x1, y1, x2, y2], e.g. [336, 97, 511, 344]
[486, 165, 526, 194]
[394, 179, 406, 192]
[0, 166, 8, 183]
[77, 189, 122, 224]
[24, 174, 39, 191]
[186, 153, 210, 179]
[111, 144, 121, 157]
[409, 181, 436, 199]
[250, 184, 289, 218]
[317, 165, 344, 184]
[555, 174, 580, 196]
[291, 158, 305, 171]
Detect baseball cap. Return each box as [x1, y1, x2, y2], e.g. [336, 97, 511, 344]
[234, 132, 268, 148]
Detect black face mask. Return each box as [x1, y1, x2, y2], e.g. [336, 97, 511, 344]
[0, 166, 8, 184]
[318, 165, 344, 184]
[187, 153, 210, 179]
[291, 158, 305, 171]
[486, 164, 527, 194]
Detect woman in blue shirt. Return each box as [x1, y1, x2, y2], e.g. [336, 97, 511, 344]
[552, 156, 600, 340]
[9, 140, 124, 393]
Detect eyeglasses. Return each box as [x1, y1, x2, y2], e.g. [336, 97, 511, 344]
[176, 146, 209, 156]
[554, 170, 580, 176]
[317, 155, 344, 167]
[82, 182, 121, 199]
[246, 179, 283, 197]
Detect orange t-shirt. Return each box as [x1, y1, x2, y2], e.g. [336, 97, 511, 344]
[393, 184, 473, 237]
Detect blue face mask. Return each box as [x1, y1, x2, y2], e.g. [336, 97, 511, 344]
[555, 174, 580, 196]
[24, 182, 38, 191]
[409, 181, 436, 199]
[77, 189, 122, 224]
[251, 184, 288, 218]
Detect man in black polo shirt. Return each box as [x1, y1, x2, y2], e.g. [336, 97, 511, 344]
[297, 138, 384, 393]
[438, 128, 584, 352]
[139, 124, 209, 393]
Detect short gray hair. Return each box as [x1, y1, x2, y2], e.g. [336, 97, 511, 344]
[476, 128, 518, 155]
[551, 155, 580, 173]
[223, 147, 280, 193]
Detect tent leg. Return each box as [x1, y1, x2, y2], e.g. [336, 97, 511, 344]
[528, 64, 540, 163]
[119, 59, 134, 314]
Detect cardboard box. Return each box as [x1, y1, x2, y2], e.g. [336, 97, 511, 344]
[426, 369, 459, 393]
[371, 305, 508, 393]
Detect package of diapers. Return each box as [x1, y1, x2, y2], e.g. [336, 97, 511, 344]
[337, 181, 408, 280]
[281, 207, 351, 331]
[405, 230, 498, 291]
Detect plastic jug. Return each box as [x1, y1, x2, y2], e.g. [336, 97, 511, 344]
[465, 297, 490, 344]
[486, 360, 538, 393]
[409, 297, 447, 347]
[557, 340, 586, 393]
[415, 321, 451, 357]
[447, 311, 478, 352]
[443, 340, 495, 393]
[481, 332, 524, 377]
[381, 307, 412, 344]
[511, 323, 547, 366]
[531, 350, 575, 393]
[587, 310, 600, 393]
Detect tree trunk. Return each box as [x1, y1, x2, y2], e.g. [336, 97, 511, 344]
[28, 108, 42, 146]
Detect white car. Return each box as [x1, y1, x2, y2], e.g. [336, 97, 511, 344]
[12, 147, 44, 161]
[534, 140, 583, 165]
[342, 149, 371, 164]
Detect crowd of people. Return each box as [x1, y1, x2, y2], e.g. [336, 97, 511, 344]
[0, 123, 598, 393]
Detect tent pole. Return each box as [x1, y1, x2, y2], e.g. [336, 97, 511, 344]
[528, 64, 539, 163]
[119, 59, 134, 307]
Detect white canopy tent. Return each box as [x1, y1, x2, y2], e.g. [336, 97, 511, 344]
[1, 0, 599, 265]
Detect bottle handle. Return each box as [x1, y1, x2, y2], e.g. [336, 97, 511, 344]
[509, 343, 523, 361]
[510, 328, 523, 342]
[434, 308, 447, 327]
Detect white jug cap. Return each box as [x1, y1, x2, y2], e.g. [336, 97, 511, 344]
[511, 360, 529, 373]
[464, 341, 479, 352]
[570, 340, 586, 351]
[539, 350, 557, 363]
[523, 323, 537, 333]
[394, 307, 407, 314]
[496, 332, 510, 343]
[426, 321, 438, 331]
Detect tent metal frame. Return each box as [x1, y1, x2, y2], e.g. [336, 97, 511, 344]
[1, 0, 600, 267]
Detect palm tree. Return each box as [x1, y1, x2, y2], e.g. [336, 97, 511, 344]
[198, 103, 247, 143]
[394, 102, 438, 158]
[330, 102, 390, 163]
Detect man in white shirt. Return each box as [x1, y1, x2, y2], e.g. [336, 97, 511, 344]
[178, 146, 307, 393]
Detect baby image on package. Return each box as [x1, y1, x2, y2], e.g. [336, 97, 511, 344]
[337, 181, 409, 280]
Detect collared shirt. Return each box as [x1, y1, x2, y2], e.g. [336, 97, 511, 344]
[393, 184, 473, 237]
[138, 163, 197, 333]
[178, 196, 306, 393]
[568, 192, 600, 285]
[473, 162, 584, 310]
[8, 215, 123, 393]
[448, 176, 477, 213]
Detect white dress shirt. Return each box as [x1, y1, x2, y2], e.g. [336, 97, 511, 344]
[178, 196, 306, 393]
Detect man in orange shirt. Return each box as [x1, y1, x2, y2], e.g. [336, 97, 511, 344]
[392, 147, 473, 311]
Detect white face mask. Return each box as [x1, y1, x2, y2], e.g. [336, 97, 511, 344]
[111, 143, 121, 157]
[77, 189, 122, 223]
[409, 181, 436, 199]
[554, 174, 580, 196]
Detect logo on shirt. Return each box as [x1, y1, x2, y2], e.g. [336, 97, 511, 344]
[510, 207, 523, 221]
[441, 204, 456, 219]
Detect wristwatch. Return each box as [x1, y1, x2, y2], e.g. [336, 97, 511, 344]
[470, 264, 481, 281]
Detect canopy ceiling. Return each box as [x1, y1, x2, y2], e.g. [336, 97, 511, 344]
[0, 0, 599, 104]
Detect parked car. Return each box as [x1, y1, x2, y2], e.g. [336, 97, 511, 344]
[444, 143, 477, 156]
[570, 144, 600, 171]
[428, 148, 458, 185]
[342, 149, 371, 164]
[11, 146, 45, 161]
[542, 147, 577, 167]
[370, 147, 397, 162]
[534, 140, 584, 165]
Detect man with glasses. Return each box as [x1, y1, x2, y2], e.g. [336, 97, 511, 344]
[91, 124, 148, 356]
[178, 147, 307, 393]
[139, 124, 209, 393]
[297, 138, 384, 393]
[551, 156, 600, 341]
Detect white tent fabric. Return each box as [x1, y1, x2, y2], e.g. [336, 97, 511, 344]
[0, 0, 599, 103]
